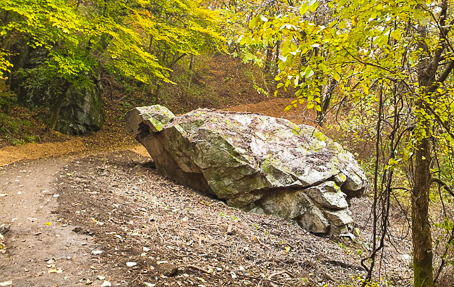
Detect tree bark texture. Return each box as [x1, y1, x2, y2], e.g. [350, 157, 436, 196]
[411, 131, 434, 287]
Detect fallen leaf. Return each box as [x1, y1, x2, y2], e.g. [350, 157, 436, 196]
[0, 281, 12, 286]
[45, 222, 52, 226]
[196, 277, 206, 282]
[92, 250, 103, 255]
[48, 268, 62, 273]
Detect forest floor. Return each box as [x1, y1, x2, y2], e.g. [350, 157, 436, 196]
[0, 97, 423, 287]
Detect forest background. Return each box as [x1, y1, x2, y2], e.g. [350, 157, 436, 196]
[1, 0, 454, 286]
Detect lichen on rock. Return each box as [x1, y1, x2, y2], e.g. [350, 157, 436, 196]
[127, 105, 368, 235]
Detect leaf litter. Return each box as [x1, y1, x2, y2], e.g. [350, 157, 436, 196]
[53, 150, 415, 286]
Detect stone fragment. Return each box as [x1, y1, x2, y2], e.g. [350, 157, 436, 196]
[305, 181, 348, 210]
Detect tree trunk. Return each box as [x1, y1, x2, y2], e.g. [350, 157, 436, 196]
[186, 55, 195, 105]
[273, 40, 281, 75]
[264, 45, 273, 73]
[189, 54, 195, 71]
[412, 127, 434, 287]
[411, 21, 437, 286]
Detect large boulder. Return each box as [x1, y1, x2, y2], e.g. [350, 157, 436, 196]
[127, 105, 368, 235]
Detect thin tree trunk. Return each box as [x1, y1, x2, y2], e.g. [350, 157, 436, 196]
[154, 80, 161, 103]
[410, 20, 438, 286]
[264, 45, 273, 73]
[148, 35, 153, 52]
[273, 40, 281, 75]
[189, 54, 195, 71]
[186, 55, 195, 105]
[412, 126, 434, 287]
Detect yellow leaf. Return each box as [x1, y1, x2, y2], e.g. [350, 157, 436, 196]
[390, 29, 402, 41]
[45, 222, 52, 225]
[48, 268, 62, 273]
[309, 1, 319, 12]
[300, 4, 309, 15]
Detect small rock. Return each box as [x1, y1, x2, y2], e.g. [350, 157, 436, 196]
[0, 224, 11, 235]
[159, 263, 178, 277]
[339, 233, 356, 240]
[72, 227, 83, 233]
[46, 258, 56, 264]
[100, 281, 111, 287]
[126, 262, 137, 267]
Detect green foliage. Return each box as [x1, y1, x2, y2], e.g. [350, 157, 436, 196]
[240, 0, 454, 285]
[0, 0, 225, 97]
[0, 79, 16, 113]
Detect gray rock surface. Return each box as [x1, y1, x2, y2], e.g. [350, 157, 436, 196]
[11, 50, 104, 135]
[127, 105, 368, 234]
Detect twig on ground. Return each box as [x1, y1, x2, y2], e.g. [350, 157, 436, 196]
[180, 264, 212, 274]
[268, 270, 294, 280]
[255, 237, 271, 250]
[154, 219, 164, 241]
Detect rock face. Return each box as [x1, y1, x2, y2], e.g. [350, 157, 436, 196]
[127, 105, 368, 235]
[11, 49, 104, 135]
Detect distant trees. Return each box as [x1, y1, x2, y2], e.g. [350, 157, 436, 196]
[0, 0, 224, 128]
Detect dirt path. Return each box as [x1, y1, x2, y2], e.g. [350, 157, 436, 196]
[0, 157, 102, 286]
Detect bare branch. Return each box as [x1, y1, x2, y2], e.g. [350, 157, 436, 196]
[430, 178, 454, 197]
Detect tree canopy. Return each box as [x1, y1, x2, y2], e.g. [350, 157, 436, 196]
[0, 0, 224, 82]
